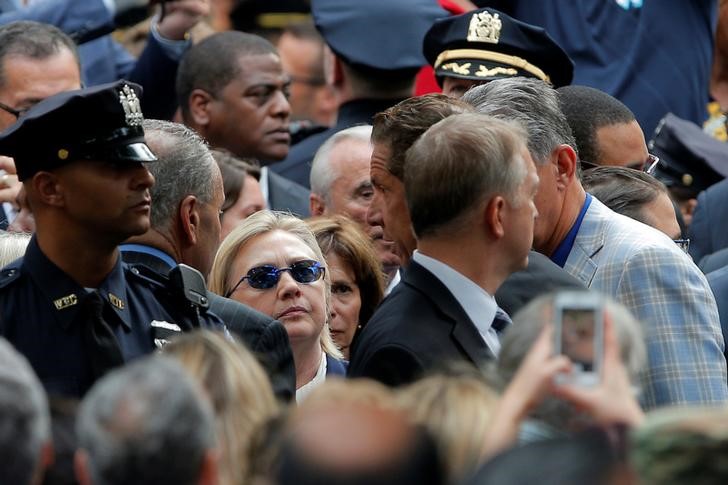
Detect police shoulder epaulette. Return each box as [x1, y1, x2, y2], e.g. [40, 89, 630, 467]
[0, 262, 22, 289]
[125, 263, 170, 291]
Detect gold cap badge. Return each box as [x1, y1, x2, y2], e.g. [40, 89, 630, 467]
[682, 173, 693, 186]
[467, 11, 502, 44]
[57, 148, 69, 160]
[119, 84, 143, 127]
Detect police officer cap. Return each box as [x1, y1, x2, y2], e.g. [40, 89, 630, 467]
[0, 80, 157, 181]
[423, 8, 574, 88]
[648, 113, 728, 196]
[312, 0, 447, 72]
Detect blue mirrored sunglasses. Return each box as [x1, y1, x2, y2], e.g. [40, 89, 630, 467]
[225, 260, 325, 296]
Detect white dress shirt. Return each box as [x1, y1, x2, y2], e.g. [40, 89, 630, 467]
[412, 250, 501, 354]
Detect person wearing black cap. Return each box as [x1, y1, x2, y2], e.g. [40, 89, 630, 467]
[0, 80, 224, 398]
[648, 113, 728, 231]
[423, 7, 573, 98]
[270, 0, 447, 189]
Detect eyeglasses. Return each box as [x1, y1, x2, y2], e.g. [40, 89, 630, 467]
[674, 238, 690, 254]
[644, 154, 660, 174]
[0, 100, 29, 119]
[225, 260, 325, 296]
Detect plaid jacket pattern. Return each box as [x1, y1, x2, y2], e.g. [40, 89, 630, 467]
[564, 197, 728, 409]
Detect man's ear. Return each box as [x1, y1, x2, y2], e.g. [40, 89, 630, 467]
[553, 144, 579, 190]
[188, 89, 214, 127]
[178, 195, 200, 246]
[31, 171, 64, 207]
[309, 193, 327, 216]
[484, 196, 506, 240]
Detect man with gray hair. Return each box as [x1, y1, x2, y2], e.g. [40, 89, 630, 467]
[74, 355, 218, 485]
[0, 337, 51, 485]
[348, 113, 539, 385]
[121, 119, 296, 402]
[309, 125, 401, 283]
[462, 77, 728, 408]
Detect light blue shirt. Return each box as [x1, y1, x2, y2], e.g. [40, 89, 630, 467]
[412, 251, 501, 354]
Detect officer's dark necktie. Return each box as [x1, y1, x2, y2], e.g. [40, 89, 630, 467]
[80, 291, 124, 379]
[492, 307, 512, 334]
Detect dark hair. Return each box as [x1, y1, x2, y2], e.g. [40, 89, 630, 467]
[0, 21, 79, 88]
[581, 166, 667, 225]
[468, 429, 624, 485]
[556, 85, 636, 167]
[176, 31, 278, 119]
[210, 149, 261, 213]
[307, 215, 385, 325]
[371, 94, 472, 180]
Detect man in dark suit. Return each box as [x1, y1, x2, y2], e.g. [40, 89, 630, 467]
[176, 31, 309, 217]
[365, 94, 584, 316]
[348, 113, 540, 385]
[120, 119, 296, 402]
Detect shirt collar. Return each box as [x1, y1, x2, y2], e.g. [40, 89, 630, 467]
[23, 237, 132, 331]
[551, 193, 592, 267]
[119, 243, 177, 269]
[412, 250, 497, 335]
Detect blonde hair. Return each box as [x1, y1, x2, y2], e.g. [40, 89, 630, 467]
[164, 330, 279, 485]
[209, 210, 343, 359]
[397, 372, 500, 483]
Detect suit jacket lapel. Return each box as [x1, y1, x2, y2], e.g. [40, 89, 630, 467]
[402, 262, 494, 363]
[564, 197, 608, 287]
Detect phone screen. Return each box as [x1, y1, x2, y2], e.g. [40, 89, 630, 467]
[560, 308, 596, 372]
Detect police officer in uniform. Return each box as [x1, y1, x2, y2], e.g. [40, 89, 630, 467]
[0, 80, 224, 397]
[423, 7, 573, 97]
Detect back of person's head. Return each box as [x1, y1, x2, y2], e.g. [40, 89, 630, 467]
[405, 113, 529, 238]
[277, 388, 445, 485]
[497, 292, 647, 433]
[556, 85, 636, 167]
[0, 230, 30, 267]
[397, 368, 500, 483]
[310, 125, 372, 202]
[142, 119, 218, 231]
[581, 166, 669, 225]
[0, 337, 50, 485]
[0, 21, 79, 88]
[75, 355, 217, 485]
[164, 330, 278, 485]
[371, 93, 472, 181]
[467, 429, 626, 485]
[631, 406, 728, 485]
[462, 77, 577, 166]
[176, 31, 277, 120]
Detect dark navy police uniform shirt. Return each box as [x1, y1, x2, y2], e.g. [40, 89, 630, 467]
[0, 237, 224, 397]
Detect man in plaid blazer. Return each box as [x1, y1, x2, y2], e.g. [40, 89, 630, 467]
[464, 78, 728, 409]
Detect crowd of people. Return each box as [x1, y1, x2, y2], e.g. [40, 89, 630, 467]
[1, 0, 728, 484]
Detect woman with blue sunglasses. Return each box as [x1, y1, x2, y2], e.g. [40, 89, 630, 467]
[209, 210, 345, 402]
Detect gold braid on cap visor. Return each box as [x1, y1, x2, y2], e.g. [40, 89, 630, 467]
[434, 48, 551, 84]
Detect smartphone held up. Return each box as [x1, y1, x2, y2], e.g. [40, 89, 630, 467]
[553, 291, 605, 387]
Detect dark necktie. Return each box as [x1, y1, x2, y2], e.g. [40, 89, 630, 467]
[492, 307, 512, 334]
[80, 291, 124, 380]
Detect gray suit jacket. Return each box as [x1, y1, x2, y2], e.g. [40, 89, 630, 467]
[564, 197, 727, 408]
